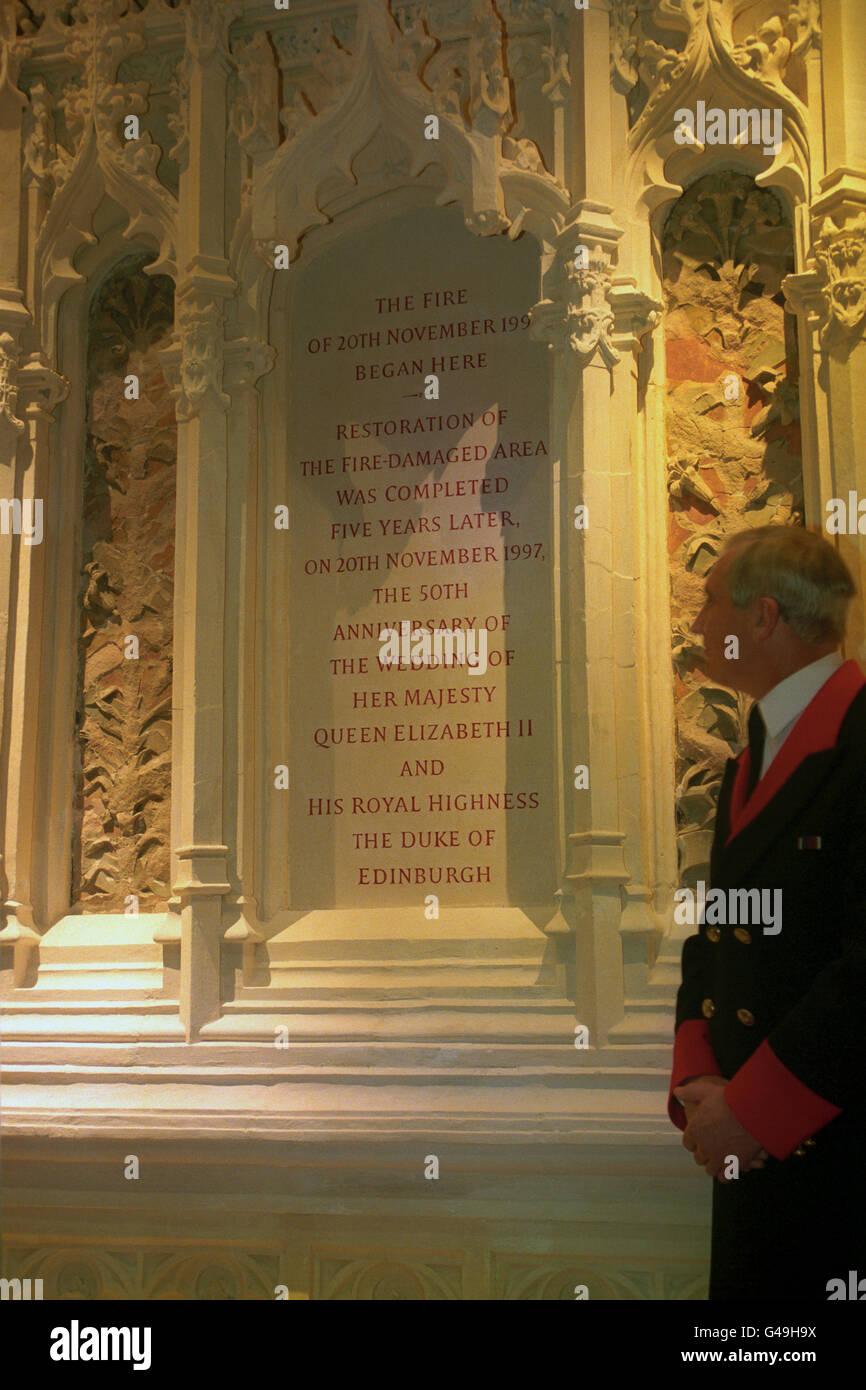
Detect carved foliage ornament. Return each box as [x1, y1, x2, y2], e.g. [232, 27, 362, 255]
[166, 53, 190, 172]
[171, 297, 229, 422]
[540, 1, 570, 107]
[0, 1, 29, 95]
[72, 260, 175, 907]
[183, 0, 239, 66]
[784, 211, 866, 348]
[530, 240, 661, 369]
[812, 214, 866, 339]
[468, 0, 512, 137]
[563, 246, 619, 368]
[231, 29, 279, 158]
[22, 77, 54, 190]
[0, 332, 25, 435]
[612, 0, 820, 100]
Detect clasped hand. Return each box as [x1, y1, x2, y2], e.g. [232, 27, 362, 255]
[673, 1075, 768, 1182]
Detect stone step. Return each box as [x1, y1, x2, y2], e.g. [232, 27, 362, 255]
[23, 962, 165, 992]
[253, 958, 562, 992]
[618, 996, 677, 1014]
[1, 1056, 673, 1089]
[607, 1012, 675, 1044]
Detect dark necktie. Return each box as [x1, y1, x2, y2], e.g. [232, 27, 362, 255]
[745, 703, 766, 799]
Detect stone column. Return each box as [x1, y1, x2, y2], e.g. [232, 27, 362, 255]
[528, 0, 661, 1040]
[169, 0, 238, 1036]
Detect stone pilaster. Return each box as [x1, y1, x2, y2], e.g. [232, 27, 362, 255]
[527, 0, 636, 1041]
[0, 4, 27, 328]
[2, 355, 67, 949]
[169, 0, 239, 1036]
[0, 6, 37, 976]
[783, 1, 866, 652]
[221, 336, 274, 952]
[0, 328, 25, 962]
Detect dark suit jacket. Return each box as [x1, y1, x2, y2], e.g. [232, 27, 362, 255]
[668, 658, 866, 1299]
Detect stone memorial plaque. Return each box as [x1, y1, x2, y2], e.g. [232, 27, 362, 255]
[287, 204, 555, 907]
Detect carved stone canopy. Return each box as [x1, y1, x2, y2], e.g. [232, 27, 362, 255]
[251, 0, 570, 262]
[611, 0, 816, 216]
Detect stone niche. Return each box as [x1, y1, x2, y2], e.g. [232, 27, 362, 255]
[71, 258, 176, 911]
[661, 171, 803, 887]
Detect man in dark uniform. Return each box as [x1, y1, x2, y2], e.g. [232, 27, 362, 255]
[668, 525, 866, 1300]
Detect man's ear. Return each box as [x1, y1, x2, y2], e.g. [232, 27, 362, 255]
[754, 595, 781, 638]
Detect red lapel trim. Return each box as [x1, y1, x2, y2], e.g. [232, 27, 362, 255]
[726, 659, 865, 846]
[727, 752, 753, 840]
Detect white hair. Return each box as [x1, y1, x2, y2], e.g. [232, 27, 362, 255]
[723, 526, 855, 644]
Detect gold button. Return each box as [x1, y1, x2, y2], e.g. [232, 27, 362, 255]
[804, 1137, 816, 1147]
[734, 927, 752, 945]
[794, 1145, 806, 1156]
[736, 1008, 755, 1026]
[706, 926, 721, 942]
[702, 998, 715, 1018]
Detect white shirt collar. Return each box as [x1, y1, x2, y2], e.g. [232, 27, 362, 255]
[758, 651, 844, 739]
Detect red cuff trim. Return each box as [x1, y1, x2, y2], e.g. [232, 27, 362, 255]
[725, 1038, 842, 1160]
[668, 1019, 722, 1129]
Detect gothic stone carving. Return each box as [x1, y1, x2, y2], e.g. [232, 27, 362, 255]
[231, 29, 280, 158]
[529, 238, 661, 369]
[612, 0, 820, 114]
[73, 261, 175, 909]
[811, 214, 866, 344]
[31, 0, 177, 338]
[611, 0, 814, 210]
[0, 332, 25, 436]
[529, 242, 619, 366]
[169, 297, 230, 422]
[252, 0, 568, 260]
[661, 172, 802, 884]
